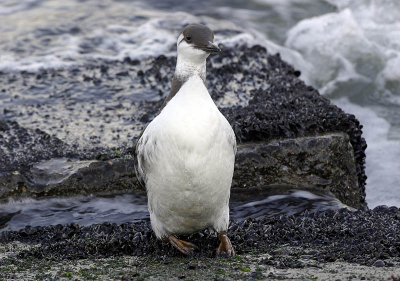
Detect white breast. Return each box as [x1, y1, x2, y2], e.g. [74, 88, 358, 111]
[137, 76, 236, 238]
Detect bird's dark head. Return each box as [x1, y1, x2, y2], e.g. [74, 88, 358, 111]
[177, 24, 221, 63]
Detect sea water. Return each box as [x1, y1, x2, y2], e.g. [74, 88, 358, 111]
[0, 189, 353, 231]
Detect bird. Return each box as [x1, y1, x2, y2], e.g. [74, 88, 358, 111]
[134, 23, 236, 257]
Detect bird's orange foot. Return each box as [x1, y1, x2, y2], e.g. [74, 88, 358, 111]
[164, 236, 198, 255]
[216, 232, 235, 257]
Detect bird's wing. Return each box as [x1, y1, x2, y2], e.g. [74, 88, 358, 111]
[133, 129, 148, 190]
[224, 118, 237, 156]
[230, 128, 237, 155]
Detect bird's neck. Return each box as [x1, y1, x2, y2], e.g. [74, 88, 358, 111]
[174, 55, 207, 83]
[158, 56, 208, 112]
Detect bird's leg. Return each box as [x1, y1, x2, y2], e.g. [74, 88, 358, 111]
[216, 231, 235, 257]
[163, 236, 198, 255]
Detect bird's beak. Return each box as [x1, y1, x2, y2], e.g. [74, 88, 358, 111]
[203, 41, 221, 54]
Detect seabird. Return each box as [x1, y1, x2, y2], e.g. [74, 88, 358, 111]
[134, 23, 236, 256]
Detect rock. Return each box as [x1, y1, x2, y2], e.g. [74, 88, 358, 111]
[188, 263, 197, 269]
[0, 157, 139, 199]
[0, 45, 366, 207]
[373, 260, 385, 267]
[0, 132, 360, 208]
[233, 133, 360, 208]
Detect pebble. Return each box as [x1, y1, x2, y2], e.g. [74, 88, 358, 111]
[373, 260, 385, 267]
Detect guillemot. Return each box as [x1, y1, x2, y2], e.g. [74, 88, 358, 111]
[134, 24, 236, 257]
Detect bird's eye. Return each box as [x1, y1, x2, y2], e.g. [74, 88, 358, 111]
[186, 36, 191, 41]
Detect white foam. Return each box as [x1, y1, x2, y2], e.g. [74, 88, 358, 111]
[254, 0, 314, 4]
[376, 55, 400, 105]
[0, 0, 38, 15]
[0, 0, 313, 79]
[285, 2, 400, 102]
[0, 3, 240, 72]
[286, 9, 383, 94]
[0, 11, 187, 72]
[325, 0, 400, 24]
[253, 0, 321, 22]
[240, 194, 289, 208]
[282, 2, 400, 208]
[213, 5, 314, 85]
[333, 98, 400, 208]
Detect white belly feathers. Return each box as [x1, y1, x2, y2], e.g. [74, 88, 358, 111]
[136, 76, 236, 238]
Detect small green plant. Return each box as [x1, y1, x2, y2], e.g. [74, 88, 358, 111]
[60, 272, 73, 278]
[35, 273, 52, 280]
[238, 265, 250, 272]
[217, 268, 226, 275]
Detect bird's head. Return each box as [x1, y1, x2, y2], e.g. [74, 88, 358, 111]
[177, 24, 221, 64]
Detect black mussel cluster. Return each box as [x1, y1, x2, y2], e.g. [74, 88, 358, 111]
[1, 206, 399, 267]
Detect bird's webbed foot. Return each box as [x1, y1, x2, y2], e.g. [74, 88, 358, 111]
[216, 231, 235, 257]
[163, 236, 198, 255]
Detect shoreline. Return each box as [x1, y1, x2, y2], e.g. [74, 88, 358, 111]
[1, 241, 399, 280]
[1, 207, 399, 280]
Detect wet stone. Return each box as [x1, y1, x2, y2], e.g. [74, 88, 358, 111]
[233, 132, 360, 208]
[373, 260, 385, 267]
[188, 263, 197, 269]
